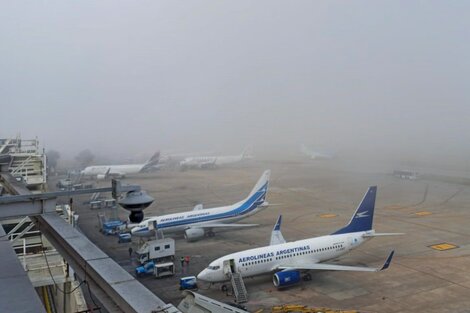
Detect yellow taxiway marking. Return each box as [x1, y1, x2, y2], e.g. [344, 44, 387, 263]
[415, 211, 433, 216]
[429, 243, 458, 251]
[319, 214, 337, 218]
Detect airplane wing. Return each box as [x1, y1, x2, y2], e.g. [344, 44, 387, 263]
[192, 204, 204, 211]
[363, 232, 404, 237]
[278, 250, 394, 272]
[270, 215, 286, 246]
[190, 223, 258, 228]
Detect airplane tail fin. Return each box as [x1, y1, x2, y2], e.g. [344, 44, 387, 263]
[140, 151, 160, 172]
[236, 170, 270, 207]
[145, 151, 160, 165]
[241, 146, 252, 159]
[332, 186, 377, 235]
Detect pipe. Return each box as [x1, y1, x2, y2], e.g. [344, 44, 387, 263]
[42, 286, 52, 313]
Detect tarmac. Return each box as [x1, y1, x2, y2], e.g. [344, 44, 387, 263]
[62, 158, 470, 313]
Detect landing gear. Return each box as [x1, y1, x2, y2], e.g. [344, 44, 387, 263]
[221, 284, 228, 292]
[302, 273, 312, 281]
[207, 231, 215, 237]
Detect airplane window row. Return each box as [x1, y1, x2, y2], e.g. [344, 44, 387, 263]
[313, 244, 343, 253]
[245, 258, 273, 266]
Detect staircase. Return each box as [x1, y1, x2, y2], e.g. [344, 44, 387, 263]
[230, 272, 248, 303]
[4, 137, 46, 191]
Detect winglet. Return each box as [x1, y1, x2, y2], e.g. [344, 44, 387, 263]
[274, 215, 282, 231]
[380, 250, 395, 271]
[270, 215, 286, 246]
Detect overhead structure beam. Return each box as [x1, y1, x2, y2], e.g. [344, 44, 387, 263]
[0, 178, 139, 219]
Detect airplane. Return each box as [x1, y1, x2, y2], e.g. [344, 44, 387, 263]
[197, 186, 399, 288]
[179, 147, 252, 170]
[131, 170, 270, 241]
[300, 144, 335, 160]
[80, 151, 160, 180]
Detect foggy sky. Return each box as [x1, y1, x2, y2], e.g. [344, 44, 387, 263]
[1, 1, 470, 164]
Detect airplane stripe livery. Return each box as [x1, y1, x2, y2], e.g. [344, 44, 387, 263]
[197, 186, 401, 288]
[131, 170, 271, 241]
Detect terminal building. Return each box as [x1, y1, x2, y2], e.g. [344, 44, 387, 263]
[0, 136, 88, 313]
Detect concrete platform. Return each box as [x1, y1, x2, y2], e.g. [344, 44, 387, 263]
[60, 159, 470, 312]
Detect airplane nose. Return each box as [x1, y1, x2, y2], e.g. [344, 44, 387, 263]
[197, 270, 208, 281]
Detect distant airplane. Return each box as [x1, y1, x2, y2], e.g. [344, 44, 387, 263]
[80, 151, 160, 180]
[179, 147, 252, 170]
[300, 144, 334, 160]
[197, 186, 399, 288]
[131, 170, 270, 241]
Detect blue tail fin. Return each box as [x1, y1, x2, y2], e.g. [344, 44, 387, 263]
[332, 186, 377, 235]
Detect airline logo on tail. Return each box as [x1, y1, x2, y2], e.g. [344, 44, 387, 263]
[355, 211, 369, 218]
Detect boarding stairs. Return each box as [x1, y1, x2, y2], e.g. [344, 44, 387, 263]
[230, 272, 248, 303]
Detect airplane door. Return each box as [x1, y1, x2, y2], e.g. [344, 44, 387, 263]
[230, 259, 236, 273]
[223, 259, 236, 276]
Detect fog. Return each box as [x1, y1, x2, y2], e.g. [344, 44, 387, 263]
[1, 1, 470, 168]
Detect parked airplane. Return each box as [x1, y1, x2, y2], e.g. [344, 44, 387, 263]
[179, 147, 252, 169]
[300, 144, 334, 160]
[131, 170, 270, 241]
[197, 186, 398, 288]
[81, 151, 160, 180]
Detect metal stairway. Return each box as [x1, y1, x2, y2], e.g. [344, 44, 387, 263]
[230, 272, 248, 303]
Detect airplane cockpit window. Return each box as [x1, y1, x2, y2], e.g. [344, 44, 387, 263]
[207, 265, 220, 270]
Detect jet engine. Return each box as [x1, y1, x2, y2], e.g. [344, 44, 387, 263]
[273, 270, 301, 288]
[184, 228, 205, 242]
[96, 174, 106, 180]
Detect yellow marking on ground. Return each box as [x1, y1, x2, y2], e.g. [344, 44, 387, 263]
[415, 211, 432, 216]
[271, 305, 358, 313]
[429, 243, 458, 251]
[384, 205, 403, 210]
[319, 214, 337, 218]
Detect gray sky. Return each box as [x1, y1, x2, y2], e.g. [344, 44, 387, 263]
[1, 1, 469, 164]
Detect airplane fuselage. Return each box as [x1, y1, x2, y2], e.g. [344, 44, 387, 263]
[81, 164, 146, 176]
[180, 154, 245, 168]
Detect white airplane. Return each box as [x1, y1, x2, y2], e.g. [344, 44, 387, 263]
[179, 147, 252, 169]
[81, 151, 160, 180]
[197, 186, 398, 288]
[300, 144, 334, 160]
[131, 170, 270, 241]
